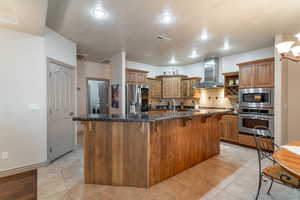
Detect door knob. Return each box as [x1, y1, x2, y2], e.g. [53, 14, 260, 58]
[69, 112, 74, 116]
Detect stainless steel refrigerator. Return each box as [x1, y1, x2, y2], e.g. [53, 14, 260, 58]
[126, 83, 149, 114]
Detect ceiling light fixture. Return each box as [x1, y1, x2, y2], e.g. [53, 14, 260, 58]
[159, 12, 175, 25]
[295, 33, 300, 41]
[275, 33, 300, 62]
[200, 29, 209, 41]
[91, 7, 108, 19]
[223, 40, 230, 50]
[189, 50, 199, 58]
[169, 57, 178, 65]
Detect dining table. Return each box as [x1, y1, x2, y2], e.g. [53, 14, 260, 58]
[273, 141, 300, 179]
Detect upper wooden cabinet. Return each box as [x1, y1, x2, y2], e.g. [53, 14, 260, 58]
[181, 77, 201, 98]
[238, 58, 274, 88]
[146, 78, 162, 99]
[126, 68, 148, 83]
[239, 65, 254, 88]
[157, 75, 186, 99]
[254, 61, 274, 88]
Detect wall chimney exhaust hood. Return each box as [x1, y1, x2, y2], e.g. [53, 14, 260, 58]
[194, 57, 223, 88]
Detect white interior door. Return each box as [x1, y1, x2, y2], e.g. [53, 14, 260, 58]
[48, 60, 75, 162]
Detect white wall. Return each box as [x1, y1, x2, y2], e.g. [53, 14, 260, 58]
[0, 27, 77, 173]
[111, 52, 126, 114]
[221, 47, 274, 73]
[0, 28, 47, 172]
[44, 28, 77, 66]
[127, 61, 203, 78]
[77, 60, 111, 116]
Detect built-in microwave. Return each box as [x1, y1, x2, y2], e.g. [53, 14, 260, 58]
[239, 88, 273, 108]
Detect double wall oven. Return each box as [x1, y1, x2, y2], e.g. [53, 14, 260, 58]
[239, 88, 274, 137]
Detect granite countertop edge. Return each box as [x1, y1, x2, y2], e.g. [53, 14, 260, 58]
[73, 110, 231, 123]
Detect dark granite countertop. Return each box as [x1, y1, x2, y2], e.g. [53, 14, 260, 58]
[73, 109, 230, 122]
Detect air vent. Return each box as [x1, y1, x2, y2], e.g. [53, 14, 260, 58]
[101, 59, 111, 64]
[156, 35, 171, 41]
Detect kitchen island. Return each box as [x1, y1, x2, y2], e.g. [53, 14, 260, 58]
[73, 109, 229, 188]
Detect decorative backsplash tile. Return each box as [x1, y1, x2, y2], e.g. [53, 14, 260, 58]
[149, 87, 237, 109]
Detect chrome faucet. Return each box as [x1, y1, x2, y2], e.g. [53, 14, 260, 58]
[171, 99, 176, 112]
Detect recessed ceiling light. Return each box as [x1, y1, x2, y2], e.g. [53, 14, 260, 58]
[159, 12, 175, 24]
[200, 29, 209, 41]
[295, 33, 300, 41]
[189, 50, 199, 58]
[169, 57, 178, 64]
[223, 40, 230, 50]
[91, 7, 108, 19]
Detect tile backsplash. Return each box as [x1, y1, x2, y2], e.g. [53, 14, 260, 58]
[197, 88, 236, 108]
[149, 88, 237, 109]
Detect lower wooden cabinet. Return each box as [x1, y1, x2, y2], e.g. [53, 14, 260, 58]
[239, 133, 273, 151]
[220, 114, 239, 142]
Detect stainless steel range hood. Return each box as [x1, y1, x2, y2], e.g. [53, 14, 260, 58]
[195, 57, 223, 88]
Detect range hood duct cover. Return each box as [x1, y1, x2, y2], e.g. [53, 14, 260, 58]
[195, 57, 223, 88]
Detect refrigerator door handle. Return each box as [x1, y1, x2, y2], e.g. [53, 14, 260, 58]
[137, 87, 142, 112]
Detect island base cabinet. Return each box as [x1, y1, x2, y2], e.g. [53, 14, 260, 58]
[149, 116, 221, 186]
[83, 122, 149, 188]
[81, 115, 223, 188]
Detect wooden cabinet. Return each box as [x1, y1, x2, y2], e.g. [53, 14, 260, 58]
[162, 77, 173, 98]
[172, 77, 182, 98]
[220, 114, 239, 142]
[254, 61, 274, 88]
[147, 78, 162, 99]
[181, 79, 189, 97]
[126, 69, 148, 83]
[181, 78, 201, 98]
[238, 133, 273, 151]
[160, 76, 185, 98]
[238, 58, 274, 88]
[239, 65, 254, 88]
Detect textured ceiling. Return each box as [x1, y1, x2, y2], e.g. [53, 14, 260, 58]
[47, 0, 300, 66]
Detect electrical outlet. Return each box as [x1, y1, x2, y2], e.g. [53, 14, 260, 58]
[2, 152, 8, 160]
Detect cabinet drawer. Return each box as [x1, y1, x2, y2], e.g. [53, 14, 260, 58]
[238, 133, 273, 151]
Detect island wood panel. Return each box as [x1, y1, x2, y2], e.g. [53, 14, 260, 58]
[83, 121, 150, 188]
[82, 114, 223, 188]
[0, 170, 37, 200]
[149, 115, 221, 186]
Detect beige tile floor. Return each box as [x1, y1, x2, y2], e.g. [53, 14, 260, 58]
[38, 143, 300, 200]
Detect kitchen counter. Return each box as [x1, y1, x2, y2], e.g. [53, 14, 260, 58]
[74, 109, 227, 188]
[73, 108, 230, 122]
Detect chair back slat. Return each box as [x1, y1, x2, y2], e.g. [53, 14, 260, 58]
[253, 125, 274, 161]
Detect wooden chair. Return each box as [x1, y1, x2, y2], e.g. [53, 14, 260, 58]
[253, 126, 300, 200]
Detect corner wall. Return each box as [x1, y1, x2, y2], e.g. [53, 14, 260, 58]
[0, 27, 77, 173]
[280, 33, 300, 143]
[0, 28, 47, 172]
